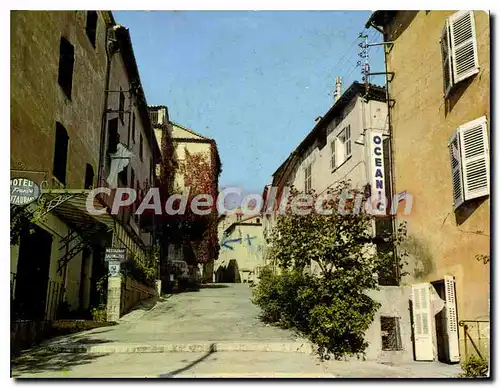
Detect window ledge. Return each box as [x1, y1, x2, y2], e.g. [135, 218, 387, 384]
[331, 155, 352, 173]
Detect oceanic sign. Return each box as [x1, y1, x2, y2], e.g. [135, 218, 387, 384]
[10, 178, 41, 206]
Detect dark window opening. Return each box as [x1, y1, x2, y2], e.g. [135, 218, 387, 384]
[257, 218, 260, 223]
[381, 317, 402, 351]
[140, 134, 144, 161]
[53, 122, 69, 185]
[84, 163, 94, 189]
[119, 88, 125, 123]
[118, 166, 128, 187]
[131, 113, 136, 143]
[85, 11, 98, 48]
[107, 118, 119, 154]
[58, 37, 75, 99]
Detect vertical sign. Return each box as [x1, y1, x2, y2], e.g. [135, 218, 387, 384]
[368, 130, 386, 216]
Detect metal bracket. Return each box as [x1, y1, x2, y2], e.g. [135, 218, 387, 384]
[367, 72, 395, 82]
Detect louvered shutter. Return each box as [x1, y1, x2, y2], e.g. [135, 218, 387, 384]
[330, 139, 336, 169]
[443, 275, 460, 363]
[412, 283, 434, 361]
[449, 131, 465, 209]
[440, 20, 453, 96]
[459, 116, 489, 201]
[449, 11, 479, 83]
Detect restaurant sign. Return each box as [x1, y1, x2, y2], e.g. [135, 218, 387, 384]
[105, 248, 127, 262]
[10, 178, 41, 206]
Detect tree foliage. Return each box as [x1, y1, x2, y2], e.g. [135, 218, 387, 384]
[253, 180, 406, 360]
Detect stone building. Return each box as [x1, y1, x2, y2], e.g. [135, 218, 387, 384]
[366, 10, 490, 362]
[11, 11, 114, 321]
[10, 11, 160, 324]
[148, 106, 222, 286]
[262, 80, 420, 362]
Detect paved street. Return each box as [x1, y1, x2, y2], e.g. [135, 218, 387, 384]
[12, 284, 462, 378]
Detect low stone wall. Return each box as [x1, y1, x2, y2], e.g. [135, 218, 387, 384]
[120, 277, 157, 317]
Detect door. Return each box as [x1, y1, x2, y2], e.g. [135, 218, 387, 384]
[443, 275, 460, 363]
[14, 225, 53, 320]
[411, 282, 434, 361]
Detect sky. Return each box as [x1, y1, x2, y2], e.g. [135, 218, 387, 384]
[114, 11, 385, 195]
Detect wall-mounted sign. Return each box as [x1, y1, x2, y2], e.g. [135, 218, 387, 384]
[105, 248, 126, 262]
[108, 260, 121, 277]
[367, 130, 386, 216]
[10, 178, 41, 206]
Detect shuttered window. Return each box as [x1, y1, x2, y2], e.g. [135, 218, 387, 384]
[449, 116, 489, 209]
[53, 122, 69, 185]
[330, 139, 336, 170]
[441, 11, 479, 95]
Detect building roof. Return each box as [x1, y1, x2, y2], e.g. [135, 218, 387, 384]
[114, 25, 161, 162]
[171, 121, 210, 140]
[272, 81, 386, 185]
[365, 11, 398, 29]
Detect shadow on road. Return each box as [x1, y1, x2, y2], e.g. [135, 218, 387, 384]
[159, 343, 216, 378]
[11, 337, 114, 377]
[200, 284, 230, 289]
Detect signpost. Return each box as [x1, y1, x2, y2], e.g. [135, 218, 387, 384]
[10, 178, 41, 206]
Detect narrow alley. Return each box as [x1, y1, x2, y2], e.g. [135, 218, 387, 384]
[12, 284, 461, 378]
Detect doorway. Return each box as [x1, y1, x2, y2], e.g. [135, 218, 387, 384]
[14, 225, 53, 320]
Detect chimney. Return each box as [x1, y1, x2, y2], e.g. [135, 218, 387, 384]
[333, 76, 342, 103]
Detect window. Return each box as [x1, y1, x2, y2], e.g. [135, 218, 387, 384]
[140, 134, 144, 161]
[58, 37, 74, 99]
[237, 214, 242, 221]
[380, 317, 402, 351]
[448, 116, 489, 209]
[84, 163, 94, 189]
[304, 163, 312, 193]
[335, 125, 351, 167]
[150, 158, 154, 182]
[85, 11, 98, 48]
[53, 122, 69, 184]
[130, 168, 135, 191]
[118, 165, 128, 187]
[345, 125, 351, 157]
[107, 118, 119, 154]
[330, 139, 337, 170]
[441, 11, 479, 96]
[131, 113, 136, 143]
[119, 88, 125, 123]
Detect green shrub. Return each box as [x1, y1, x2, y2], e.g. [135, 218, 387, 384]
[460, 356, 489, 378]
[91, 306, 107, 322]
[252, 267, 379, 360]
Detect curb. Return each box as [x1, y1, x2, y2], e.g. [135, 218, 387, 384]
[45, 341, 315, 354]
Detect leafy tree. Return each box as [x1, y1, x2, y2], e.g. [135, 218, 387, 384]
[254, 180, 406, 360]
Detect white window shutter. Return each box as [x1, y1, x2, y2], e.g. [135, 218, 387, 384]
[448, 131, 465, 209]
[440, 20, 453, 96]
[443, 275, 460, 363]
[412, 283, 434, 361]
[346, 125, 352, 157]
[331, 139, 336, 170]
[449, 11, 479, 83]
[458, 116, 489, 201]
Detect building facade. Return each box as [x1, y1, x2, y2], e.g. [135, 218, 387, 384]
[11, 11, 114, 320]
[149, 107, 222, 286]
[366, 10, 490, 362]
[10, 11, 161, 324]
[216, 211, 265, 283]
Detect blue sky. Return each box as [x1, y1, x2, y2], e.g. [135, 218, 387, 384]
[114, 11, 385, 194]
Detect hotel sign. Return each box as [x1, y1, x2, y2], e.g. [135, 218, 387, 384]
[368, 130, 386, 215]
[10, 178, 41, 206]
